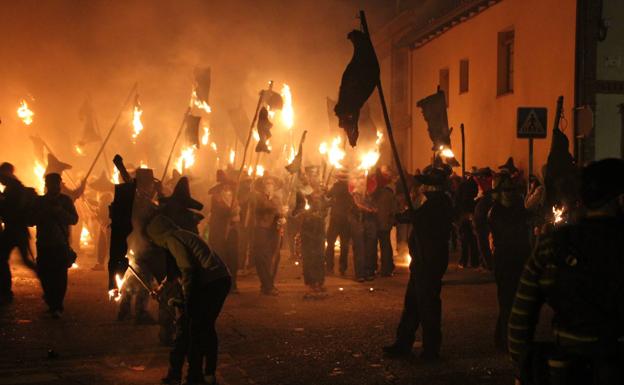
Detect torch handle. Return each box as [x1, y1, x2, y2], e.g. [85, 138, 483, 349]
[84, 82, 138, 183]
[161, 107, 191, 182]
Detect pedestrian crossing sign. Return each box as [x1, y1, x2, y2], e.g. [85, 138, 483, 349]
[517, 107, 547, 139]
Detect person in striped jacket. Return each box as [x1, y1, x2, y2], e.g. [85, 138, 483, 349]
[508, 158, 624, 385]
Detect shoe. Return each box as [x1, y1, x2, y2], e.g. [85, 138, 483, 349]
[420, 351, 440, 361]
[261, 288, 279, 296]
[383, 343, 411, 358]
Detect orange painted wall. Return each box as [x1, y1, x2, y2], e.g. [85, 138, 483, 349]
[407, 0, 577, 175]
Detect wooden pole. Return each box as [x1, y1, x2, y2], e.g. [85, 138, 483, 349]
[360, 11, 414, 211]
[460, 123, 466, 177]
[83, 82, 138, 182]
[93, 113, 112, 178]
[161, 108, 191, 182]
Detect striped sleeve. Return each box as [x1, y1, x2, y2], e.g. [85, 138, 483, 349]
[508, 236, 552, 367]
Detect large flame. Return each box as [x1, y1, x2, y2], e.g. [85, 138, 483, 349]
[358, 131, 383, 174]
[33, 161, 45, 194]
[80, 225, 92, 247]
[210, 142, 218, 152]
[139, 160, 148, 169]
[247, 166, 254, 177]
[256, 164, 265, 177]
[327, 136, 346, 169]
[175, 145, 197, 173]
[201, 125, 210, 146]
[131, 105, 144, 142]
[17, 100, 34, 125]
[191, 89, 212, 114]
[439, 145, 455, 159]
[280, 84, 294, 129]
[229, 150, 236, 165]
[287, 145, 296, 164]
[111, 168, 120, 185]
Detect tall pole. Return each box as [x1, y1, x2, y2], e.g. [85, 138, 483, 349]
[460, 123, 466, 177]
[360, 11, 414, 211]
[161, 107, 191, 181]
[83, 82, 138, 182]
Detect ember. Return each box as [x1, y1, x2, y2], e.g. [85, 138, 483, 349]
[17, 100, 34, 125]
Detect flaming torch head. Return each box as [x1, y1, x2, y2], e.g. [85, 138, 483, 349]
[280, 84, 294, 129]
[17, 100, 34, 125]
[131, 105, 144, 142]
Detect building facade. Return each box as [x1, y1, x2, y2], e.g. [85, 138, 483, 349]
[374, 0, 623, 175]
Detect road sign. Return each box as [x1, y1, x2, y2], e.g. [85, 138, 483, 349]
[517, 107, 547, 139]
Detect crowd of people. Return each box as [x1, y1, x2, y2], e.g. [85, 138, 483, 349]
[0, 151, 622, 385]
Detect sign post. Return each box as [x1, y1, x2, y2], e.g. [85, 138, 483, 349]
[517, 107, 548, 179]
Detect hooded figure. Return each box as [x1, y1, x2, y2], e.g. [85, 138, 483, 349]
[146, 215, 230, 385]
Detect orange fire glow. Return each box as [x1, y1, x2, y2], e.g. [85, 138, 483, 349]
[280, 84, 294, 129]
[131, 105, 144, 142]
[175, 145, 197, 173]
[17, 100, 34, 125]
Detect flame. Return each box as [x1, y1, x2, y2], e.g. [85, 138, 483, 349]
[210, 142, 217, 151]
[552, 206, 564, 224]
[358, 131, 383, 174]
[439, 145, 455, 159]
[256, 165, 265, 177]
[247, 166, 254, 176]
[319, 142, 328, 155]
[304, 198, 310, 211]
[71, 263, 79, 269]
[108, 273, 126, 302]
[287, 146, 296, 164]
[139, 160, 148, 169]
[201, 125, 210, 146]
[267, 106, 276, 120]
[175, 145, 197, 173]
[74, 144, 85, 156]
[33, 161, 45, 194]
[17, 100, 34, 125]
[191, 89, 212, 114]
[325, 136, 346, 169]
[280, 84, 294, 129]
[229, 150, 235, 165]
[131, 105, 143, 142]
[80, 225, 92, 247]
[111, 168, 120, 184]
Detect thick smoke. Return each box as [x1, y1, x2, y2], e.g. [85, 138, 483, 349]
[0, 0, 394, 187]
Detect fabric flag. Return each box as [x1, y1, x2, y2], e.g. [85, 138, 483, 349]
[255, 107, 272, 153]
[262, 88, 283, 111]
[78, 98, 100, 146]
[185, 115, 202, 147]
[194, 67, 211, 104]
[285, 130, 307, 174]
[417, 90, 451, 150]
[334, 30, 380, 147]
[29, 135, 47, 163]
[227, 102, 250, 144]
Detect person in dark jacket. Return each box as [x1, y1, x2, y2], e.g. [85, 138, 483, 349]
[0, 162, 37, 305]
[34, 173, 79, 318]
[488, 172, 531, 351]
[208, 181, 240, 293]
[455, 176, 479, 268]
[297, 191, 327, 292]
[384, 166, 454, 360]
[371, 168, 397, 277]
[147, 215, 231, 385]
[472, 167, 494, 271]
[324, 170, 352, 274]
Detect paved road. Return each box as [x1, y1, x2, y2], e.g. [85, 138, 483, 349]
[0, 251, 523, 385]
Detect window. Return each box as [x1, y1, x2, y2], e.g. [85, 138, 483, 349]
[497, 29, 515, 95]
[439, 68, 449, 106]
[459, 59, 469, 94]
